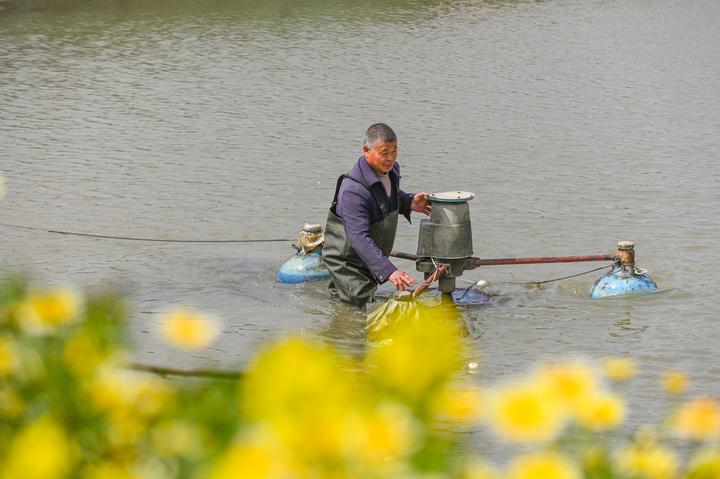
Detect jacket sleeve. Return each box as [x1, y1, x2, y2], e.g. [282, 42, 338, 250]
[337, 186, 397, 283]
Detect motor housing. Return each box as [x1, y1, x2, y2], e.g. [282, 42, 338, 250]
[416, 191, 475, 293]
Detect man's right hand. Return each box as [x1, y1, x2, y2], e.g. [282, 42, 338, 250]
[389, 269, 416, 290]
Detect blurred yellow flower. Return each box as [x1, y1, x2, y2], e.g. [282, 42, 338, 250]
[17, 288, 81, 335]
[685, 449, 720, 479]
[575, 392, 626, 431]
[0, 385, 24, 418]
[673, 397, 720, 441]
[107, 416, 147, 448]
[242, 336, 356, 417]
[90, 366, 175, 421]
[151, 420, 204, 458]
[241, 336, 361, 458]
[81, 462, 135, 479]
[615, 439, 678, 479]
[0, 335, 19, 376]
[433, 384, 485, 424]
[366, 314, 462, 401]
[209, 434, 288, 479]
[536, 361, 598, 410]
[160, 308, 219, 349]
[662, 370, 688, 396]
[63, 333, 107, 376]
[602, 357, 637, 381]
[508, 452, 580, 479]
[351, 402, 419, 466]
[488, 382, 565, 443]
[2, 416, 75, 479]
[458, 459, 502, 479]
[582, 446, 611, 474]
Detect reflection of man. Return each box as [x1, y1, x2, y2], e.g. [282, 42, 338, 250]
[322, 123, 431, 308]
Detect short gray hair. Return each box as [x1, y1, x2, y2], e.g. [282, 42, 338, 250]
[364, 123, 397, 148]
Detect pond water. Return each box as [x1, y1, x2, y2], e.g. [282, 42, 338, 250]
[2, 0, 719, 453]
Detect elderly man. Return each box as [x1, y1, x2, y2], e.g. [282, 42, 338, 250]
[322, 123, 431, 308]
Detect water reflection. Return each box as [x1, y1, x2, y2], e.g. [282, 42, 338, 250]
[610, 309, 649, 337]
[317, 299, 368, 358]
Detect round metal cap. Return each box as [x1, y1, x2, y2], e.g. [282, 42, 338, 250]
[617, 241, 635, 251]
[428, 191, 475, 203]
[303, 223, 323, 233]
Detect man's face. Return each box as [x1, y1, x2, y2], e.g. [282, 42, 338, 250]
[363, 140, 398, 175]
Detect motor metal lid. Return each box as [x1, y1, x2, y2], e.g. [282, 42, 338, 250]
[428, 191, 475, 203]
[617, 241, 634, 251]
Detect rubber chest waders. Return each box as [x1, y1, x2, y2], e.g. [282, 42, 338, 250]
[322, 174, 399, 308]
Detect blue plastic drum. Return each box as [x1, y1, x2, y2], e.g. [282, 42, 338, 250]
[277, 248, 331, 284]
[590, 266, 657, 299]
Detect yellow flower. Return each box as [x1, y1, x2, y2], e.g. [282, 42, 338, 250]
[63, 333, 107, 376]
[151, 420, 204, 458]
[535, 361, 598, 411]
[685, 449, 720, 479]
[582, 446, 612, 476]
[2, 416, 75, 479]
[0, 335, 19, 376]
[662, 370, 688, 396]
[90, 366, 175, 421]
[433, 384, 485, 424]
[350, 402, 420, 466]
[615, 439, 678, 479]
[366, 314, 463, 401]
[508, 452, 580, 479]
[673, 397, 720, 441]
[106, 416, 146, 448]
[17, 288, 81, 335]
[160, 308, 219, 349]
[81, 462, 135, 479]
[458, 459, 502, 479]
[488, 382, 565, 443]
[602, 357, 637, 381]
[209, 433, 289, 479]
[575, 392, 626, 431]
[241, 336, 362, 459]
[0, 385, 24, 418]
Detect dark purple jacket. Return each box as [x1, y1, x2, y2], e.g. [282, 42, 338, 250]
[336, 156, 414, 283]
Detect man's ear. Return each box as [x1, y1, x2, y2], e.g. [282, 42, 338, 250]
[362, 145, 370, 154]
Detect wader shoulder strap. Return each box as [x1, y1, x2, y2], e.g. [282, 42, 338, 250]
[331, 174, 388, 217]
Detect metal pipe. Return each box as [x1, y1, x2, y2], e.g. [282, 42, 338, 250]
[391, 251, 423, 262]
[470, 254, 615, 267]
[390, 251, 616, 268]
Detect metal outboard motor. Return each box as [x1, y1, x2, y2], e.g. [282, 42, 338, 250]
[416, 191, 475, 293]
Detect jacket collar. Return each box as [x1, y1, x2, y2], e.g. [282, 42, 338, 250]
[358, 155, 398, 187]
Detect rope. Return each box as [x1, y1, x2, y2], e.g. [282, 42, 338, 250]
[457, 263, 614, 298]
[504, 263, 615, 286]
[412, 263, 449, 298]
[0, 222, 293, 244]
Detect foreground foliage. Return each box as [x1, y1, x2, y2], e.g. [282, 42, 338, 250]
[0, 278, 718, 479]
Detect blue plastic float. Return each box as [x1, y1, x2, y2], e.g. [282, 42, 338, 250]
[589, 241, 657, 298]
[277, 224, 331, 284]
[277, 247, 330, 284]
[589, 266, 657, 299]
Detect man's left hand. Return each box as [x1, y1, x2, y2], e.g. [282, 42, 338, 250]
[411, 192, 432, 216]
